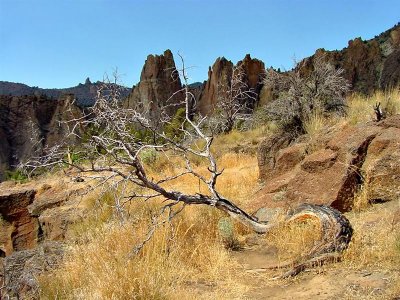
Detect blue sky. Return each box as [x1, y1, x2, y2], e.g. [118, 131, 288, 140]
[0, 0, 399, 88]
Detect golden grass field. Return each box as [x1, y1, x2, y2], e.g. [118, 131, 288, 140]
[38, 89, 400, 299]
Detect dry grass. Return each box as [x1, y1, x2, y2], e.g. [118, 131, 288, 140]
[303, 108, 326, 137]
[36, 99, 400, 298]
[211, 127, 267, 157]
[299, 87, 399, 155]
[265, 217, 322, 264]
[39, 207, 248, 299]
[38, 151, 259, 299]
[346, 87, 400, 125]
[351, 179, 372, 213]
[343, 200, 400, 270]
[340, 200, 400, 299]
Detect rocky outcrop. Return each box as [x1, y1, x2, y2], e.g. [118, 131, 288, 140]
[380, 49, 400, 89]
[362, 116, 400, 202]
[197, 54, 265, 116]
[0, 178, 88, 257]
[0, 176, 91, 298]
[197, 57, 233, 115]
[0, 94, 82, 181]
[1, 241, 65, 299]
[124, 50, 184, 119]
[0, 187, 38, 256]
[299, 24, 400, 94]
[257, 134, 295, 181]
[0, 177, 90, 298]
[0, 126, 10, 180]
[256, 115, 400, 212]
[0, 79, 130, 107]
[33, 186, 87, 241]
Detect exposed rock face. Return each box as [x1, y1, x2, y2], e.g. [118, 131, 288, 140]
[28, 181, 88, 241]
[256, 115, 400, 212]
[197, 57, 233, 115]
[0, 187, 38, 256]
[0, 178, 89, 298]
[124, 50, 184, 119]
[197, 54, 265, 116]
[257, 134, 294, 181]
[299, 24, 400, 94]
[380, 49, 400, 89]
[237, 54, 265, 92]
[0, 178, 88, 258]
[236, 54, 265, 111]
[0, 94, 82, 181]
[0, 126, 10, 180]
[0, 95, 56, 180]
[362, 116, 400, 202]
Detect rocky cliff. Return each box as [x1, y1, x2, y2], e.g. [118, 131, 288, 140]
[197, 54, 265, 115]
[0, 94, 82, 181]
[0, 79, 130, 107]
[123, 50, 185, 120]
[298, 23, 400, 94]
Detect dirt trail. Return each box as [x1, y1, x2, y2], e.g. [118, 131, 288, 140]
[231, 238, 398, 299]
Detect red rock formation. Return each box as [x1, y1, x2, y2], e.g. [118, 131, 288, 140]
[237, 54, 265, 94]
[380, 49, 400, 89]
[0, 178, 89, 256]
[197, 54, 265, 116]
[0, 187, 38, 255]
[124, 49, 184, 119]
[298, 24, 400, 94]
[197, 57, 233, 115]
[363, 116, 400, 202]
[256, 115, 400, 212]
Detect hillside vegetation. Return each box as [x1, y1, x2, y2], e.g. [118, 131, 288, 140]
[34, 88, 400, 299]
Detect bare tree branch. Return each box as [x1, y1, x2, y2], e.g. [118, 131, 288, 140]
[19, 55, 353, 277]
[263, 54, 351, 136]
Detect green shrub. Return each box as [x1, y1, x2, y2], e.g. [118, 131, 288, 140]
[163, 107, 187, 141]
[5, 169, 28, 183]
[218, 217, 241, 250]
[140, 148, 158, 165]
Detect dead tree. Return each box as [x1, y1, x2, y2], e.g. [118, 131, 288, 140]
[21, 55, 353, 277]
[214, 65, 257, 133]
[264, 55, 351, 136]
[373, 102, 385, 121]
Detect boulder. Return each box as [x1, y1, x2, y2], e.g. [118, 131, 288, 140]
[38, 204, 86, 240]
[28, 181, 88, 241]
[274, 143, 307, 176]
[27, 182, 85, 216]
[2, 241, 65, 299]
[257, 133, 293, 181]
[256, 115, 400, 212]
[363, 126, 400, 202]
